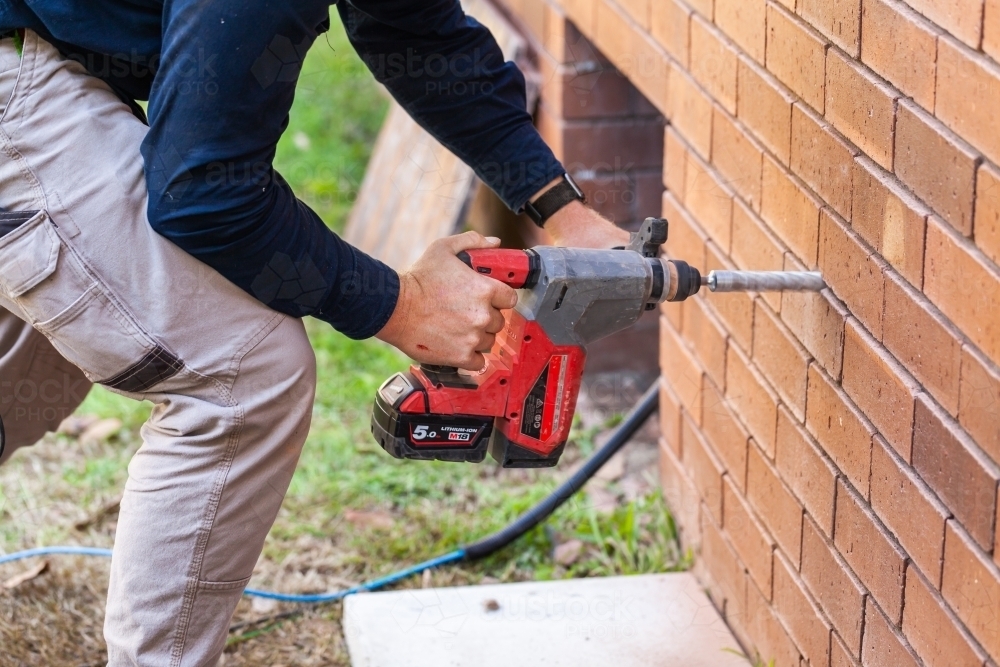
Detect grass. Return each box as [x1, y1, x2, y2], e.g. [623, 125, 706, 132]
[0, 14, 685, 665]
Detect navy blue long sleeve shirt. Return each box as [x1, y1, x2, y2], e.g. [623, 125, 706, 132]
[0, 0, 565, 338]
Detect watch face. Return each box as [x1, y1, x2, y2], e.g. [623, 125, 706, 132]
[564, 173, 585, 200]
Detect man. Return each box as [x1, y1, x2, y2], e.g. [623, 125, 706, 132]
[0, 1, 627, 663]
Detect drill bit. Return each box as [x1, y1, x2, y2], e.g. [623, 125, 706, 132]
[703, 270, 826, 293]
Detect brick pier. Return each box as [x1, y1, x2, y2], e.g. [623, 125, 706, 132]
[497, 0, 1000, 665]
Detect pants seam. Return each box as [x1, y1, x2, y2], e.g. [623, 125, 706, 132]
[0, 29, 32, 131]
[169, 389, 245, 667]
[226, 312, 285, 386]
[166, 312, 289, 663]
[0, 131, 46, 211]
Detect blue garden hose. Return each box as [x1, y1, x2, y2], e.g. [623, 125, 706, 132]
[0, 381, 659, 604]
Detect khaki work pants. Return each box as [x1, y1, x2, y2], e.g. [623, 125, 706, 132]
[0, 31, 317, 666]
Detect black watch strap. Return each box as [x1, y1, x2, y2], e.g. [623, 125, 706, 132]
[523, 174, 586, 227]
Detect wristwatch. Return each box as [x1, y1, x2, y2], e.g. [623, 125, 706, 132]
[523, 173, 586, 228]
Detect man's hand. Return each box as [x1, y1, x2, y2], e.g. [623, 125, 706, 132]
[528, 177, 631, 249]
[376, 232, 518, 371]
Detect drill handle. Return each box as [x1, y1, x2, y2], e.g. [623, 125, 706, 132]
[456, 248, 541, 289]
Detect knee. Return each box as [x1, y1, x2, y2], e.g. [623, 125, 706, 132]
[233, 316, 316, 435]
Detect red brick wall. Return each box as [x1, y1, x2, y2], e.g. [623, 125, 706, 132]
[499, 0, 1000, 665]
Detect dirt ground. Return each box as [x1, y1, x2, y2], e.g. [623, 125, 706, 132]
[0, 371, 663, 667]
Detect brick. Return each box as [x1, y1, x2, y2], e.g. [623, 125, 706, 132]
[683, 412, 725, 522]
[700, 509, 747, 612]
[818, 209, 886, 341]
[925, 216, 1000, 366]
[870, 436, 948, 586]
[512, 0, 544, 38]
[913, 394, 1000, 551]
[765, 4, 828, 113]
[959, 345, 1000, 466]
[715, 0, 767, 63]
[883, 272, 962, 416]
[831, 632, 859, 667]
[726, 343, 779, 457]
[988, 0, 1000, 61]
[996, 496, 1000, 569]
[660, 437, 703, 549]
[712, 109, 764, 211]
[938, 37, 1000, 167]
[860, 0, 939, 110]
[541, 5, 581, 64]
[862, 597, 921, 667]
[894, 100, 978, 237]
[745, 574, 801, 667]
[617, 0, 650, 28]
[664, 127, 688, 200]
[835, 479, 907, 624]
[800, 517, 866, 654]
[747, 441, 804, 566]
[791, 104, 856, 219]
[538, 55, 640, 122]
[592, 0, 671, 105]
[686, 0, 714, 21]
[732, 199, 784, 311]
[903, 563, 988, 667]
[851, 156, 927, 287]
[799, 0, 862, 55]
[542, 114, 667, 172]
[761, 155, 823, 266]
[702, 377, 750, 490]
[776, 406, 839, 536]
[651, 0, 691, 67]
[781, 276, 848, 381]
[737, 57, 795, 167]
[660, 376, 683, 455]
[723, 475, 774, 596]
[683, 295, 728, 389]
[942, 521, 1000, 662]
[806, 364, 874, 497]
[753, 300, 810, 420]
[685, 153, 734, 252]
[668, 69, 713, 160]
[825, 48, 898, 171]
[976, 161, 1000, 266]
[661, 316, 704, 421]
[732, 198, 785, 272]
[773, 551, 832, 667]
[662, 190, 706, 270]
[842, 319, 919, 459]
[906, 0, 984, 50]
[562, 0, 597, 36]
[690, 17, 738, 114]
[706, 241, 755, 351]
[631, 171, 665, 226]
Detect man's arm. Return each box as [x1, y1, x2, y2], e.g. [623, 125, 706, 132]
[143, 0, 400, 340]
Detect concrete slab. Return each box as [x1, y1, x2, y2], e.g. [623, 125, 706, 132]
[343, 573, 747, 667]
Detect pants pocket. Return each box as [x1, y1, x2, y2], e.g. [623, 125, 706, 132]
[0, 210, 182, 390]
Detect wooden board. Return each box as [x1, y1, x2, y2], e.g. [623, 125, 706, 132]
[344, 0, 535, 270]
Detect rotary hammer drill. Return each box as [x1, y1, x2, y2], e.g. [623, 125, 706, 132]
[370, 218, 823, 468]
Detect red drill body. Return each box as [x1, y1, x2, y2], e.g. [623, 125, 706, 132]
[373, 248, 587, 466]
